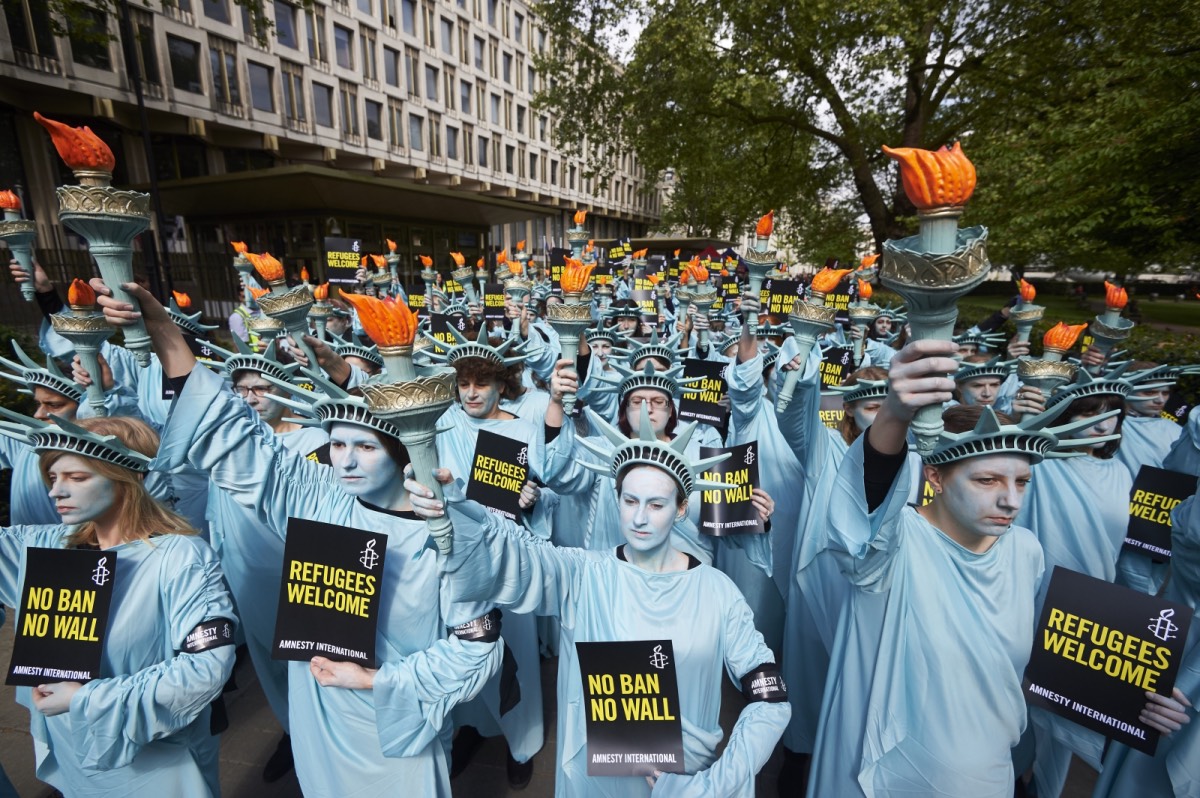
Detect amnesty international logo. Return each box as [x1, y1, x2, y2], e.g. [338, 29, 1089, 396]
[517, 446, 529, 466]
[90, 556, 111, 587]
[359, 539, 380, 570]
[1148, 609, 1179, 643]
[744, 445, 756, 466]
[649, 644, 669, 670]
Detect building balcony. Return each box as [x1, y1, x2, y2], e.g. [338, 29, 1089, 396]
[13, 49, 62, 76]
[216, 99, 246, 119]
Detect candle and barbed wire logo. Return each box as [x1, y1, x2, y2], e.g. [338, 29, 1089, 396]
[90, 556, 110, 587]
[517, 446, 529, 467]
[1148, 609, 1179, 643]
[744, 445, 756, 466]
[359, 539, 380, 570]
[649, 644, 670, 670]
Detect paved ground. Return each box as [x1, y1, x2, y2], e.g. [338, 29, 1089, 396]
[0, 613, 1096, 797]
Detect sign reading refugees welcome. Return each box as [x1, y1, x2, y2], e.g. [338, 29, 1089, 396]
[466, 430, 529, 521]
[1123, 465, 1196, 560]
[1024, 567, 1194, 755]
[324, 237, 363, 286]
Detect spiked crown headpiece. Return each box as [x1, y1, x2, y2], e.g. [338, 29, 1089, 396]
[1046, 363, 1137, 409]
[827, 378, 888, 405]
[0, 410, 153, 472]
[420, 321, 530, 368]
[923, 404, 1122, 466]
[954, 355, 1013, 383]
[207, 337, 301, 385]
[952, 330, 1007, 352]
[259, 369, 404, 439]
[0, 341, 83, 403]
[591, 361, 703, 400]
[167, 297, 219, 337]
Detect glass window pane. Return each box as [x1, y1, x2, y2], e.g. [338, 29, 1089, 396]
[249, 62, 274, 111]
[274, 1, 297, 48]
[365, 100, 382, 139]
[401, 0, 415, 34]
[69, 8, 111, 70]
[384, 46, 399, 86]
[313, 84, 334, 126]
[168, 35, 203, 93]
[203, 0, 230, 23]
[334, 25, 353, 69]
[409, 115, 424, 151]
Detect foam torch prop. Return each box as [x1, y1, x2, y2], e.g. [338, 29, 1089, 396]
[502, 249, 532, 309]
[1010, 279, 1045, 344]
[682, 260, 718, 348]
[742, 211, 777, 336]
[879, 141, 991, 454]
[342, 292, 456, 554]
[513, 239, 530, 276]
[34, 113, 154, 366]
[849, 269, 882, 366]
[419, 254, 436, 307]
[475, 256, 489, 299]
[0, 189, 36, 302]
[546, 257, 595, 414]
[365, 254, 389, 298]
[774, 265, 852, 412]
[1087, 281, 1133, 374]
[308, 283, 331, 340]
[385, 238, 400, 285]
[1014, 322, 1085, 420]
[246, 251, 319, 369]
[49, 279, 112, 416]
[449, 251, 476, 304]
[567, 211, 590, 261]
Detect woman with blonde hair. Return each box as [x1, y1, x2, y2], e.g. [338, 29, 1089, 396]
[0, 413, 237, 797]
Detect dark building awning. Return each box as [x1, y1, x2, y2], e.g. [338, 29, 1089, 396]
[151, 164, 552, 226]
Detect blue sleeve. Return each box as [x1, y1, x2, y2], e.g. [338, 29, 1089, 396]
[774, 346, 826, 469]
[1164, 412, 1200, 478]
[0, 525, 69, 606]
[68, 539, 237, 771]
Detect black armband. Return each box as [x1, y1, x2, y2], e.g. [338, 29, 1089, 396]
[452, 608, 502, 643]
[181, 618, 237, 654]
[741, 663, 788, 703]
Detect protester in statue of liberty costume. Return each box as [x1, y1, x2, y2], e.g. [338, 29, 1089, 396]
[1092, 484, 1197, 797]
[575, 326, 631, 423]
[94, 278, 504, 798]
[1014, 365, 1171, 797]
[406, 405, 788, 797]
[0, 343, 82, 526]
[0, 414, 236, 797]
[803, 339, 1167, 798]
[413, 317, 578, 789]
[950, 355, 1015, 413]
[1113, 361, 1190, 477]
[623, 332, 726, 451]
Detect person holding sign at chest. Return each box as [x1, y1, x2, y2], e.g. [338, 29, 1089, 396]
[408, 405, 787, 797]
[93, 278, 503, 798]
[0, 415, 236, 797]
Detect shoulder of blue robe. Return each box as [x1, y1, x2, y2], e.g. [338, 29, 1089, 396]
[0, 524, 72, 605]
[70, 533, 236, 772]
[1164, 410, 1200, 478]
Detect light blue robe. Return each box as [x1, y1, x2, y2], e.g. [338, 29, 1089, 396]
[1016, 453, 1162, 796]
[0, 526, 236, 797]
[1163, 410, 1200, 477]
[808, 439, 1044, 798]
[1093, 482, 1200, 797]
[435, 402, 575, 763]
[0, 436, 60, 526]
[205, 419, 330, 732]
[157, 365, 503, 798]
[1115, 415, 1182, 478]
[442, 499, 790, 798]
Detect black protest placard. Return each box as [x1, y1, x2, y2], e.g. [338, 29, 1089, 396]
[408, 289, 429, 318]
[576, 640, 685, 777]
[827, 278, 853, 326]
[466, 429, 529, 520]
[678, 358, 728, 428]
[820, 347, 854, 387]
[1024, 566, 1194, 755]
[7, 548, 117, 686]
[1162, 391, 1191, 426]
[629, 289, 658, 327]
[1124, 466, 1196, 560]
[324, 237, 363, 286]
[163, 335, 222, 399]
[714, 275, 740, 311]
[429, 313, 467, 353]
[484, 282, 507, 322]
[592, 264, 614, 288]
[549, 247, 570, 291]
[273, 518, 387, 667]
[762, 279, 804, 318]
[305, 442, 332, 466]
[441, 273, 467, 299]
[698, 442, 765, 536]
[819, 392, 845, 430]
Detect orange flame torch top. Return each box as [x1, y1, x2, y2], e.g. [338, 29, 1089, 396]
[33, 112, 116, 173]
[341, 293, 420, 347]
[1104, 281, 1128, 310]
[573, 209, 587, 226]
[419, 255, 433, 269]
[246, 252, 285, 283]
[250, 286, 270, 300]
[0, 190, 20, 210]
[673, 249, 681, 258]
[561, 257, 596, 294]
[360, 255, 368, 268]
[881, 141, 977, 210]
[231, 241, 248, 254]
[686, 261, 709, 283]
[477, 257, 486, 269]
[450, 251, 466, 267]
[857, 280, 873, 301]
[755, 211, 775, 238]
[300, 267, 310, 283]
[1017, 279, 1037, 304]
[1043, 322, 1088, 351]
[646, 273, 661, 286]
[632, 248, 649, 260]
[68, 278, 96, 307]
[369, 254, 386, 270]
[386, 238, 397, 253]
[313, 283, 330, 301]
[811, 267, 853, 294]
[859, 253, 880, 270]
[497, 250, 508, 266]
[516, 240, 526, 252]
[172, 290, 192, 309]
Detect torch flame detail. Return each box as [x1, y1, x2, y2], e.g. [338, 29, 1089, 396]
[341, 293, 420, 347]
[419, 255, 433, 269]
[450, 251, 465, 267]
[313, 283, 329, 301]
[632, 248, 649, 260]
[231, 241, 248, 254]
[300, 267, 310, 283]
[811, 267, 853, 293]
[573, 209, 587, 226]
[370, 254, 387, 270]
[516, 240, 526, 252]
[1017, 279, 1037, 303]
[561, 257, 595, 293]
[686, 261, 709, 283]
[0, 190, 20, 210]
[497, 250, 508, 266]
[857, 280, 873, 300]
[250, 286, 270, 300]
[171, 291, 192, 309]
[1104, 281, 1128, 310]
[859, 253, 880, 270]
[33, 112, 116, 172]
[246, 252, 285, 283]
[674, 249, 681, 258]
[68, 279, 96, 307]
[1043, 322, 1088, 351]
[881, 141, 977, 210]
[756, 211, 775, 238]
[386, 238, 397, 253]
[646, 273, 661, 286]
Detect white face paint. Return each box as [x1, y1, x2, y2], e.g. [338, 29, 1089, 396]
[632, 357, 669, 373]
[328, 423, 401, 502]
[624, 389, 672, 438]
[457, 375, 505, 419]
[1067, 410, 1121, 451]
[618, 466, 682, 555]
[1127, 388, 1169, 417]
[234, 374, 286, 423]
[591, 340, 613, 367]
[959, 377, 1003, 407]
[928, 454, 1032, 542]
[47, 454, 117, 526]
[849, 399, 883, 431]
[873, 316, 893, 336]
